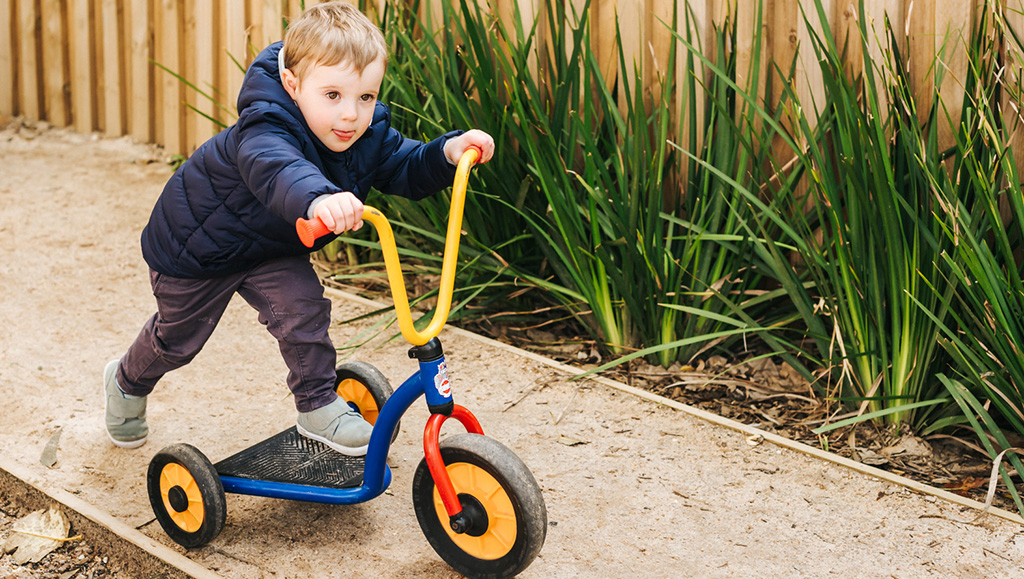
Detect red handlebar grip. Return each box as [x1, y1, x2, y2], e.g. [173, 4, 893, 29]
[296, 217, 331, 248]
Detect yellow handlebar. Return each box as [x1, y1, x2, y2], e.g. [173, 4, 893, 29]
[297, 146, 481, 345]
[371, 146, 479, 344]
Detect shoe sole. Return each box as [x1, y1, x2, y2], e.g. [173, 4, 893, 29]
[106, 431, 147, 450]
[296, 424, 369, 457]
[103, 360, 147, 450]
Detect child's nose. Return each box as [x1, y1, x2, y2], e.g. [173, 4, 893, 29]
[339, 99, 358, 121]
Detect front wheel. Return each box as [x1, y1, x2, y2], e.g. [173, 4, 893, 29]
[146, 444, 226, 549]
[412, 434, 547, 579]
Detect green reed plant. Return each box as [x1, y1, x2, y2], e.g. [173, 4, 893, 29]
[793, 4, 955, 426]
[687, 2, 959, 424]
[923, 3, 1024, 441]
[486, 0, 666, 356]
[656, 4, 812, 372]
[908, 3, 1024, 509]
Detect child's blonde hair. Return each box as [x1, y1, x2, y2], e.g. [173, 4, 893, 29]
[282, 2, 387, 81]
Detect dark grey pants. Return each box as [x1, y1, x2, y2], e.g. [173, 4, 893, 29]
[117, 255, 338, 412]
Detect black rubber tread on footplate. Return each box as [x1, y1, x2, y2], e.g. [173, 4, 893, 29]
[214, 426, 364, 489]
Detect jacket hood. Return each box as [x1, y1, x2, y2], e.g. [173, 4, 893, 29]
[237, 42, 302, 121]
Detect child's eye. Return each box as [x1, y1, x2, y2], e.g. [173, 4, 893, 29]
[360, 94, 376, 102]
[326, 91, 340, 100]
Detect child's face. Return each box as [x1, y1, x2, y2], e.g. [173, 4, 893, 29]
[282, 57, 385, 153]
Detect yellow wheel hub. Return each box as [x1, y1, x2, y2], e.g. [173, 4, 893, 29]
[337, 379, 380, 424]
[159, 463, 205, 533]
[433, 462, 517, 560]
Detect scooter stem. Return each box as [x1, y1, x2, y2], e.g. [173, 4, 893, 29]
[296, 146, 482, 346]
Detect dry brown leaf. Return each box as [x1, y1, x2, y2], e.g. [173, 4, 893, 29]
[1, 506, 72, 564]
[941, 476, 986, 497]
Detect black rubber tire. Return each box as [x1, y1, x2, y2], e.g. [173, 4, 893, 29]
[146, 443, 226, 549]
[335, 360, 399, 443]
[412, 433, 547, 579]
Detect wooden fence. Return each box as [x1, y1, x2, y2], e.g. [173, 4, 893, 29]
[0, 1, 1021, 157]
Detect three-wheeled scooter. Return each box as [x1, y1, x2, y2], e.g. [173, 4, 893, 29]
[145, 147, 547, 579]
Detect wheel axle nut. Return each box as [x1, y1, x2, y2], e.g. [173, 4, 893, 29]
[449, 513, 469, 534]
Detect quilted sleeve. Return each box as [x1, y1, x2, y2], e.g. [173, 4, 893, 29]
[234, 103, 339, 223]
[370, 106, 463, 200]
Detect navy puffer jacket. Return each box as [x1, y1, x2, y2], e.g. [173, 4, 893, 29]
[141, 41, 461, 278]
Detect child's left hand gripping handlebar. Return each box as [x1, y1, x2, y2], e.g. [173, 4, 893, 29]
[295, 146, 483, 346]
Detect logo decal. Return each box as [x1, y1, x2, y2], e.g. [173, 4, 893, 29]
[434, 361, 452, 397]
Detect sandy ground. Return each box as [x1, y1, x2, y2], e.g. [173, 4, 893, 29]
[0, 120, 1023, 578]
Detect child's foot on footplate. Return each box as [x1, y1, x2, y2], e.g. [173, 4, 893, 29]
[296, 397, 372, 456]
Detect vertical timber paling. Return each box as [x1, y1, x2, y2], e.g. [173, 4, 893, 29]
[1, 0, 16, 118]
[127, 0, 152, 143]
[223, 0, 247, 126]
[101, 0, 124, 137]
[907, 0, 936, 124]
[68, 0, 95, 133]
[17, 0, 41, 121]
[41, 0, 69, 127]
[935, 0, 972, 153]
[157, 0, 183, 153]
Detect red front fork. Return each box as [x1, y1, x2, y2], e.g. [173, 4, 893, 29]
[423, 405, 483, 517]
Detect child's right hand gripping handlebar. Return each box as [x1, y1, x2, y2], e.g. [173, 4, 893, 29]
[295, 146, 482, 346]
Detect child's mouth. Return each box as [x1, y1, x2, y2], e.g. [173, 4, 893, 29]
[333, 130, 355, 141]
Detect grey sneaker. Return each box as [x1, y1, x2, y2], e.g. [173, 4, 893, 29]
[296, 398, 373, 456]
[103, 360, 148, 449]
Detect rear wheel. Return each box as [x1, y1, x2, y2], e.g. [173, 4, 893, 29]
[146, 444, 226, 549]
[412, 434, 546, 579]
[335, 361, 398, 443]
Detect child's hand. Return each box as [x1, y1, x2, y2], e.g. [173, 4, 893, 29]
[314, 191, 364, 234]
[444, 129, 495, 165]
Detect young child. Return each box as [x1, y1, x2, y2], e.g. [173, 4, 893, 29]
[104, 2, 494, 455]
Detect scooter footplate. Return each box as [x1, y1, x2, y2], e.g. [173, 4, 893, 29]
[214, 426, 364, 489]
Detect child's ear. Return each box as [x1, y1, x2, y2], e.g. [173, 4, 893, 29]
[281, 67, 299, 99]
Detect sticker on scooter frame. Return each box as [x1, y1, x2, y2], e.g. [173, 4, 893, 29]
[434, 361, 452, 397]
